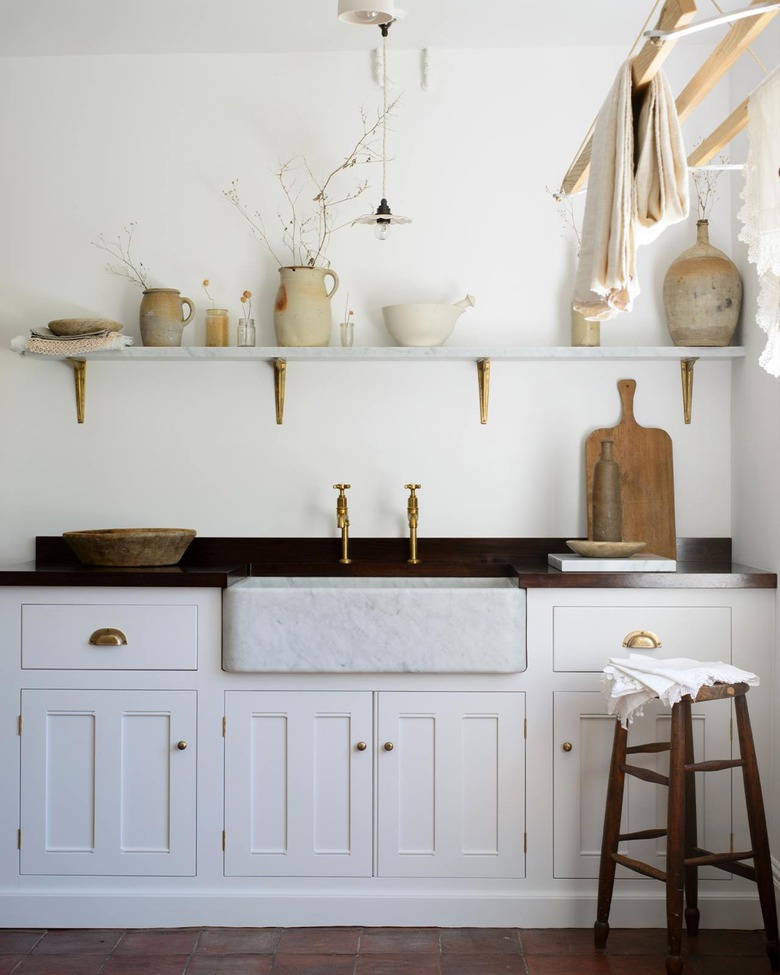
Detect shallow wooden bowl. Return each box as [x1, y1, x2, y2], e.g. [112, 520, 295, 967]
[63, 528, 196, 566]
[48, 318, 123, 336]
[566, 540, 646, 558]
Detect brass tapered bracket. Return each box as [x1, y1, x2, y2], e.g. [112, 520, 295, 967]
[273, 357, 287, 425]
[477, 358, 490, 424]
[68, 357, 86, 424]
[681, 357, 697, 425]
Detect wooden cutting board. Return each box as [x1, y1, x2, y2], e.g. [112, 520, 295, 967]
[585, 379, 676, 559]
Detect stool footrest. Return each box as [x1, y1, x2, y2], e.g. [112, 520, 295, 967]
[684, 758, 746, 773]
[620, 763, 669, 786]
[687, 845, 758, 882]
[619, 828, 668, 841]
[626, 741, 671, 755]
[612, 852, 666, 882]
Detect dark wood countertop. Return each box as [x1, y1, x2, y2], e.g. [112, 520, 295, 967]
[0, 537, 772, 590]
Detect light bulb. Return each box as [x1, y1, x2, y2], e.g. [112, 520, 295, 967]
[375, 221, 391, 240]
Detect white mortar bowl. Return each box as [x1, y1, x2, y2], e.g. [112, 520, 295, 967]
[382, 295, 475, 347]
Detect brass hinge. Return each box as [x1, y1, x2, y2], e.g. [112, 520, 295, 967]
[730, 832, 734, 854]
[17, 829, 21, 850]
[729, 717, 733, 742]
[523, 718, 527, 739]
[222, 830, 226, 851]
[222, 716, 226, 737]
[18, 715, 22, 736]
[524, 832, 527, 854]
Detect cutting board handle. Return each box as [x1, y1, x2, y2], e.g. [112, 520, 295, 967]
[618, 379, 637, 426]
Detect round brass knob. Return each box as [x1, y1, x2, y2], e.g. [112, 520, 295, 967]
[562, 742, 573, 752]
[356, 741, 367, 751]
[383, 741, 394, 751]
[176, 741, 187, 750]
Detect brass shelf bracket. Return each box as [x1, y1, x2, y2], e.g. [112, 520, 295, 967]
[681, 357, 697, 424]
[68, 357, 86, 424]
[477, 358, 491, 424]
[273, 357, 287, 425]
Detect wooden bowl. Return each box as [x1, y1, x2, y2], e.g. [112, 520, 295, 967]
[63, 528, 196, 566]
[566, 540, 646, 558]
[48, 318, 123, 336]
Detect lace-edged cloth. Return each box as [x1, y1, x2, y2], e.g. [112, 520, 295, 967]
[738, 66, 780, 376]
[602, 653, 760, 728]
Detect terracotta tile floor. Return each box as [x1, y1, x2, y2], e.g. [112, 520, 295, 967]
[0, 927, 771, 974]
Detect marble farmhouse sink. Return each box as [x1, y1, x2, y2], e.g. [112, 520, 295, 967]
[222, 576, 526, 673]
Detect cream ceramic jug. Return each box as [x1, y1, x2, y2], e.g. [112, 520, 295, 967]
[274, 266, 339, 347]
[139, 289, 195, 347]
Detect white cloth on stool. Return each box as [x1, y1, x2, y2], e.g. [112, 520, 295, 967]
[738, 66, 780, 376]
[602, 653, 759, 727]
[573, 62, 688, 321]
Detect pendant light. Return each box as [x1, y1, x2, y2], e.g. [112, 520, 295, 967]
[338, 0, 396, 25]
[353, 21, 412, 239]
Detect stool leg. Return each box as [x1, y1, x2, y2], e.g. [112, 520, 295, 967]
[682, 699, 700, 938]
[594, 717, 627, 950]
[734, 694, 780, 972]
[666, 700, 686, 975]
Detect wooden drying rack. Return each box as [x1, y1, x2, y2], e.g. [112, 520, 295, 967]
[561, 0, 778, 196]
[560, 0, 778, 424]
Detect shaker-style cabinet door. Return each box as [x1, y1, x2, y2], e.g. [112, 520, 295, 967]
[223, 690, 373, 877]
[376, 691, 525, 879]
[553, 691, 733, 881]
[20, 689, 196, 876]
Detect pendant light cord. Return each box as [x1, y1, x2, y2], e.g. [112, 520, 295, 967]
[381, 27, 388, 199]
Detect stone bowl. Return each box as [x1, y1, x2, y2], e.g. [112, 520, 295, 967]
[63, 528, 197, 567]
[566, 540, 646, 558]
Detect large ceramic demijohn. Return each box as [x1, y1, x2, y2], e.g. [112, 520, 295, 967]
[274, 266, 339, 347]
[663, 219, 742, 347]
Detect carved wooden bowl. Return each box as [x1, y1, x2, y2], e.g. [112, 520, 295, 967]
[63, 528, 196, 566]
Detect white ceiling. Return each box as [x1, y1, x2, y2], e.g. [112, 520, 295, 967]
[0, 0, 745, 57]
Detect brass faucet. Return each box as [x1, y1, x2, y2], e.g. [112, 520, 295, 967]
[405, 483, 421, 564]
[333, 483, 352, 564]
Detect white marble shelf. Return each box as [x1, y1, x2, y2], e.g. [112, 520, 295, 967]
[54, 345, 745, 362]
[28, 345, 743, 426]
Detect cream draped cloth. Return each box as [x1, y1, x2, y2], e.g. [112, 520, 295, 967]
[738, 66, 780, 376]
[602, 653, 759, 727]
[573, 63, 689, 321]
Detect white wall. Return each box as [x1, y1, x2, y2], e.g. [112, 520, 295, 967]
[0, 44, 733, 564]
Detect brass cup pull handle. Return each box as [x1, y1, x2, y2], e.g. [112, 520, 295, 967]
[383, 741, 394, 751]
[89, 627, 128, 647]
[562, 742, 573, 752]
[176, 741, 187, 750]
[356, 741, 367, 751]
[622, 629, 662, 649]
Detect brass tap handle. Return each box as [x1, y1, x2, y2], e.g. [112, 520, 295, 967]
[333, 483, 352, 565]
[404, 484, 421, 565]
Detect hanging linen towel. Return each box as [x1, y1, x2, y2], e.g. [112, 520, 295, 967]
[602, 652, 759, 727]
[738, 66, 780, 376]
[573, 63, 689, 320]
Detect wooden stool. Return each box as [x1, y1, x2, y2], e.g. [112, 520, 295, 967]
[594, 682, 780, 975]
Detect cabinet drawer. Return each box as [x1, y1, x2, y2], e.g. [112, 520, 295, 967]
[21, 603, 198, 670]
[553, 605, 732, 672]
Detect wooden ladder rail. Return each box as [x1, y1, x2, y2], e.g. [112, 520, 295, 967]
[561, 0, 779, 194]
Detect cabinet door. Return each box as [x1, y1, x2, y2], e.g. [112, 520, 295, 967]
[377, 691, 525, 878]
[553, 691, 733, 881]
[20, 689, 196, 876]
[224, 690, 373, 877]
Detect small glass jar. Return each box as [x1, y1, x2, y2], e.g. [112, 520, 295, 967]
[205, 308, 229, 347]
[237, 317, 256, 348]
[339, 321, 354, 348]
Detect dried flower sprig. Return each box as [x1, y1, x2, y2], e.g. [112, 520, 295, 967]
[225, 99, 400, 269]
[240, 289, 252, 320]
[202, 279, 215, 307]
[546, 186, 582, 258]
[343, 293, 354, 325]
[690, 151, 728, 221]
[91, 221, 150, 289]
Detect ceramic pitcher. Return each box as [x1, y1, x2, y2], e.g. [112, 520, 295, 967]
[274, 266, 339, 347]
[140, 289, 195, 347]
